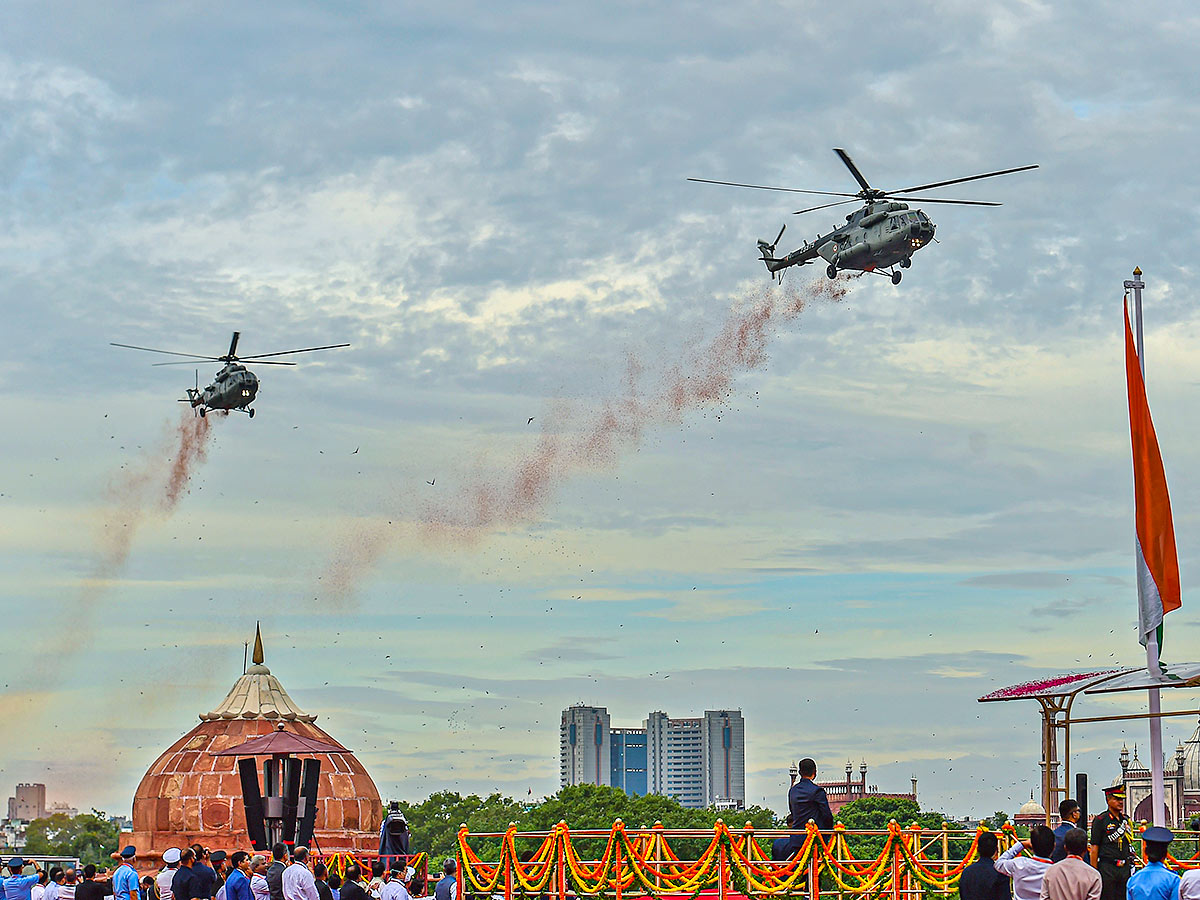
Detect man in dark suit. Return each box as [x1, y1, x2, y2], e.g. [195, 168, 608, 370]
[789, 758, 834, 832]
[960, 831, 1011, 900]
[1051, 800, 1082, 864]
[338, 867, 368, 900]
[265, 845, 287, 900]
[773, 758, 833, 861]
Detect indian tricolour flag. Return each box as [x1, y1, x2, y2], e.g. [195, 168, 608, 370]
[1125, 301, 1181, 652]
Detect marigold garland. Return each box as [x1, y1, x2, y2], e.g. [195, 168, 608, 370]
[456, 820, 1199, 899]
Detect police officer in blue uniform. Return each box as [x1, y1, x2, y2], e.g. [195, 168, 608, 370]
[1127, 827, 1180, 900]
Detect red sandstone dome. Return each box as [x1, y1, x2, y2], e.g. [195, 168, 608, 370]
[131, 634, 382, 858]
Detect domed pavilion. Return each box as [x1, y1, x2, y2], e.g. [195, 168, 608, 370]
[1013, 795, 1047, 828]
[130, 629, 382, 859]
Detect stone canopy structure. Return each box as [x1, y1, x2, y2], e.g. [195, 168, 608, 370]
[130, 630, 382, 859]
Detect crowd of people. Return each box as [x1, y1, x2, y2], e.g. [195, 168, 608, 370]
[2, 848, 458, 900]
[960, 785, 1199, 900]
[777, 759, 1198, 900]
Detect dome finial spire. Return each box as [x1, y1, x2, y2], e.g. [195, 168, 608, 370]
[253, 621, 265, 665]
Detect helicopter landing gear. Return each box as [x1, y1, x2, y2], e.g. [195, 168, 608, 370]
[826, 264, 838, 279]
[899, 257, 911, 268]
[248, 408, 255, 418]
[891, 270, 902, 285]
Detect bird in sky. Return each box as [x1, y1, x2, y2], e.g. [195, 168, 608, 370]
[427, 478, 435, 485]
[527, 417, 534, 424]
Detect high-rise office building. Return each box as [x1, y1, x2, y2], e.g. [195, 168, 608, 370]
[561, 707, 745, 808]
[701, 710, 745, 808]
[610, 728, 648, 796]
[6, 784, 47, 822]
[560, 705, 611, 787]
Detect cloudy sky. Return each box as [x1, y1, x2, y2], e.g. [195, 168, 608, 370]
[4, 0, 1200, 823]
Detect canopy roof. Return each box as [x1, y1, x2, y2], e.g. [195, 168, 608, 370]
[979, 670, 1129, 702]
[212, 727, 348, 756]
[1082, 662, 1200, 695]
[980, 664, 1200, 702]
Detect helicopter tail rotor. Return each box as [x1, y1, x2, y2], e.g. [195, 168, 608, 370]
[757, 224, 786, 259]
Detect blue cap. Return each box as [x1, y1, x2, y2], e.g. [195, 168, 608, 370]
[120, 846, 137, 859]
[8, 858, 25, 869]
[1143, 826, 1174, 843]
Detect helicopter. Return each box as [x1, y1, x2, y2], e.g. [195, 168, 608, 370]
[110, 331, 349, 418]
[689, 148, 1037, 284]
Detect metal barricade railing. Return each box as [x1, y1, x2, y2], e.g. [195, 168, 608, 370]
[320, 852, 430, 896]
[454, 821, 993, 900]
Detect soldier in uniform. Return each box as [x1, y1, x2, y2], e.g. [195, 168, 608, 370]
[1089, 784, 1134, 900]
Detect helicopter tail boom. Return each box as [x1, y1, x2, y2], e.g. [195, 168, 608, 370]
[757, 230, 822, 278]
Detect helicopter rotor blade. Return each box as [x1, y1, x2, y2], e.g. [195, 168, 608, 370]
[111, 342, 223, 361]
[884, 196, 1002, 206]
[792, 199, 858, 216]
[226, 331, 241, 360]
[687, 178, 859, 198]
[152, 359, 297, 366]
[833, 149, 873, 193]
[238, 342, 350, 360]
[886, 164, 1039, 196]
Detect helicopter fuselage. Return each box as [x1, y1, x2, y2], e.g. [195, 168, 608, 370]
[765, 201, 936, 278]
[114, 330, 348, 419]
[695, 147, 1035, 286]
[185, 362, 259, 416]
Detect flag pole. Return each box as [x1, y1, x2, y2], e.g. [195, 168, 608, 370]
[1125, 265, 1166, 827]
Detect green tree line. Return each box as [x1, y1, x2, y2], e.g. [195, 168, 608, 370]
[396, 787, 963, 864]
[22, 811, 119, 866]
[397, 785, 778, 863]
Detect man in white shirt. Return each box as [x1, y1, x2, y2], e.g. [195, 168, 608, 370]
[378, 870, 410, 900]
[996, 825, 1056, 900]
[1180, 863, 1200, 900]
[60, 871, 78, 900]
[46, 869, 64, 900]
[280, 848, 319, 900]
[249, 858, 269, 900]
[159, 850, 181, 900]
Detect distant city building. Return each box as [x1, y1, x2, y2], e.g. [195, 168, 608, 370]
[702, 710, 746, 810]
[562, 706, 746, 809]
[788, 760, 917, 816]
[7, 784, 47, 822]
[47, 802, 79, 818]
[611, 728, 648, 796]
[1, 819, 28, 852]
[561, 706, 611, 787]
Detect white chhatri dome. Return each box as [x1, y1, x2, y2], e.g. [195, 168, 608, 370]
[1183, 717, 1200, 791]
[198, 625, 317, 723]
[1018, 797, 1046, 816]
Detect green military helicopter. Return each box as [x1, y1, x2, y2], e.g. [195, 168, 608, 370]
[690, 148, 1037, 284]
[111, 331, 348, 418]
